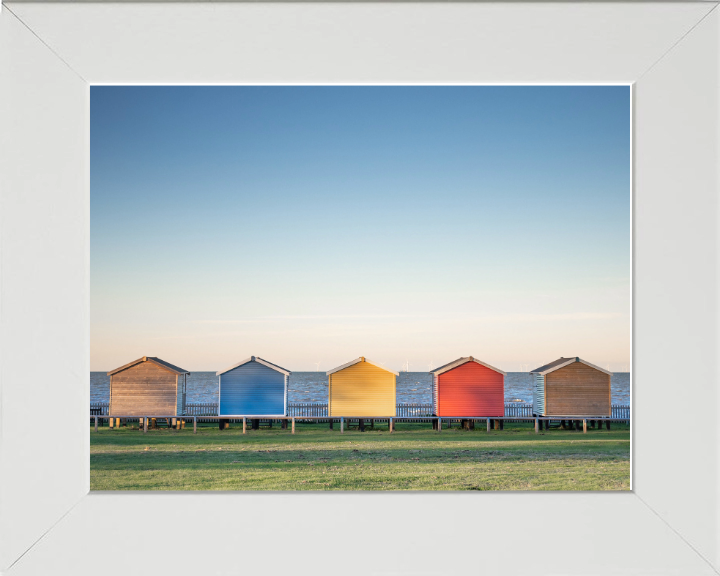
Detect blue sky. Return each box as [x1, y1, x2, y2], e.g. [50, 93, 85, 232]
[91, 86, 630, 372]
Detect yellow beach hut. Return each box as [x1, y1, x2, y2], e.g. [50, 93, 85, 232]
[326, 357, 397, 417]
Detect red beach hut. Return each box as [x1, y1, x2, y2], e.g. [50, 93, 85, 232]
[430, 356, 505, 417]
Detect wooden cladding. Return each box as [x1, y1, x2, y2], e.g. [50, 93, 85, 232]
[434, 361, 504, 417]
[109, 361, 179, 416]
[218, 360, 287, 417]
[545, 362, 611, 417]
[329, 361, 396, 417]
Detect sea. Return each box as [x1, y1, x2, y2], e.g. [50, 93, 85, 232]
[91, 371, 631, 406]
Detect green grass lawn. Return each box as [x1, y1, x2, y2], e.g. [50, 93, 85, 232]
[90, 420, 630, 491]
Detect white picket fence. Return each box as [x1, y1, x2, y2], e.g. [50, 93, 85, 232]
[90, 400, 630, 420]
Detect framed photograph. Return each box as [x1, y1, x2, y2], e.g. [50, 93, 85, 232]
[88, 83, 631, 494]
[1, 2, 718, 575]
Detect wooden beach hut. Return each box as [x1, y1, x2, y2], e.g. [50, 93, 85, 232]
[430, 356, 505, 417]
[530, 357, 611, 417]
[108, 356, 190, 416]
[327, 357, 397, 417]
[217, 356, 290, 417]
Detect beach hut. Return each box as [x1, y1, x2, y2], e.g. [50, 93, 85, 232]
[108, 356, 190, 416]
[530, 357, 611, 417]
[327, 357, 397, 417]
[430, 356, 505, 417]
[217, 356, 290, 417]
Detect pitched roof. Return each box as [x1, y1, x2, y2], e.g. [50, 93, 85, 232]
[216, 356, 291, 376]
[326, 356, 399, 376]
[107, 356, 190, 376]
[430, 356, 506, 376]
[530, 357, 612, 376]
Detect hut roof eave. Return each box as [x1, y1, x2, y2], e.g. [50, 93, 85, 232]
[429, 356, 506, 376]
[530, 357, 612, 376]
[216, 356, 291, 376]
[107, 356, 190, 376]
[326, 357, 399, 376]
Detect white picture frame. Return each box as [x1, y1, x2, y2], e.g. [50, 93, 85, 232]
[1, 2, 718, 574]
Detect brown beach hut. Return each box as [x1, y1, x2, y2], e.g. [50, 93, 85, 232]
[108, 356, 190, 416]
[530, 357, 611, 417]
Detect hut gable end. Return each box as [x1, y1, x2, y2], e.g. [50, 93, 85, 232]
[545, 362, 611, 417]
[434, 360, 505, 417]
[328, 358, 396, 417]
[218, 359, 288, 417]
[109, 361, 179, 416]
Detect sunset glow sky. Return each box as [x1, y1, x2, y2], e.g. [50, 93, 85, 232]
[91, 86, 630, 373]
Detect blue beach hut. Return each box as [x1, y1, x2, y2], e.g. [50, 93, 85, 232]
[217, 356, 290, 417]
